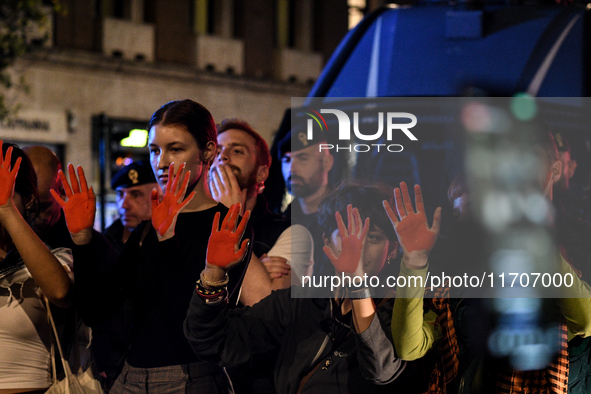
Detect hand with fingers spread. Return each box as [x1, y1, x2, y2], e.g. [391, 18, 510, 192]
[206, 203, 251, 271]
[209, 164, 247, 212]
[0, 141, 22, 208]
[51, 164, 96, 236]
[383, 182, 441, 269]
[151, 163, 195, 241]
[323, 204, 370, 274]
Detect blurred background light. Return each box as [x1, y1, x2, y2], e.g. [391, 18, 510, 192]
[120, 129, 148, 148]
[511, 93, 537, 121]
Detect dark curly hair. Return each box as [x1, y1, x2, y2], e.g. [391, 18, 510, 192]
[317, 180, 397, 248]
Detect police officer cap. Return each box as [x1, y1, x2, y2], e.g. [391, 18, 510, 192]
[111, 160, 156, 190]
[278, 122, 327, 159]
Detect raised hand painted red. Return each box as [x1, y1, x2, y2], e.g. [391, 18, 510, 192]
[206, 203, 250, 268]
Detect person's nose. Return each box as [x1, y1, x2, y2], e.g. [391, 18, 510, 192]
[217, 147, 229, 164]
[158, 151, 171, 170]
[284, 159, 293, 173]
[121, 193, 132, 210]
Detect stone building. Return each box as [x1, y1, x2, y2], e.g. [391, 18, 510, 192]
[0, 0, 349, 228]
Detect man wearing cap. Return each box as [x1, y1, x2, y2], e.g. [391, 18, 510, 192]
[105, 160, 158, 252]
[278, 125, 334, 277]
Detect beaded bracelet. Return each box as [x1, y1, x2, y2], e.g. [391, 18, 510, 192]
[196, 279, 227, 303]
[200, 270, 230, 288]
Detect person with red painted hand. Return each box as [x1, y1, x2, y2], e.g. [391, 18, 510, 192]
[210, 120, 312, 313]
[59, 100, 252, 393]
[322, 203, 387, 334]
[384, 182, 441, 271]
[184, 181, 406, 394]
[0, 143, 73, 308]
[150, 162, 195, 241]
[323, 205, 370, 274]
[385, 182, 445, 365]
[51, 163, 97, 244]
[198, 203, 250, 296]
[0, 141, 75, 392]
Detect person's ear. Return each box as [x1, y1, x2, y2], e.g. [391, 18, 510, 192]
[24, 196, 38, 221]
[550, 160, 562, 183]
[257, 165, 269, 184]
[25, 198, 35, 211]
[323, 152, 334, 173]
[567, 160, 577, 179]
[323, 232, 330, 248]
[202, 141, 217, 164]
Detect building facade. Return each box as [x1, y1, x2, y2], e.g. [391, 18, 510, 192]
[0, 0, 348, 227]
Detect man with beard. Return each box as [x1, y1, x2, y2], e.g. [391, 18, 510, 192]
[278, 127, 334, 277]
[210, 119, 313, 301]
[210, 119, 313, 394]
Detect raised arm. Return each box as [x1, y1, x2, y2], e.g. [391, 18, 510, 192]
[207, 165, 278, 305]
[383, 182, 441, 270]
[185, 203, 264, 365]
[150, 163, 195, 241]
[323, 204, 375, 332]
[51, 164, 96, 245]
[201, 202, 251, 289]
[385, 182, 442, 360]
[0, 142, 72, 307]
[323, 204, 404, 383]
[555, 253, 591, 339]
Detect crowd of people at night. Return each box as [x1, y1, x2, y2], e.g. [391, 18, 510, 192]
[1, 99, 591, 394]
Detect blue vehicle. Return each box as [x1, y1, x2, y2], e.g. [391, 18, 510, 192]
[310, 3, 589, 98]
[265, 5, 591, 391]
[267, 3, 591, 214]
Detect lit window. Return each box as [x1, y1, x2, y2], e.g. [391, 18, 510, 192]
[348, 0, 366, 29]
